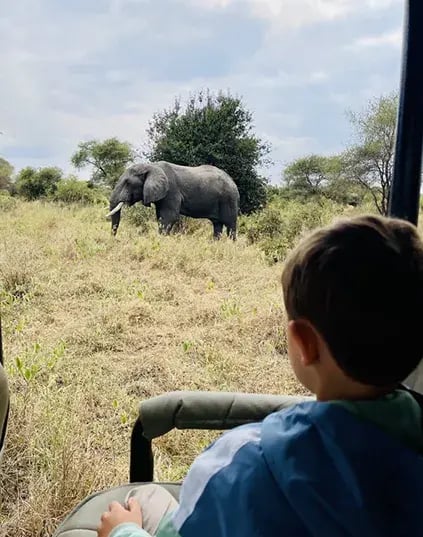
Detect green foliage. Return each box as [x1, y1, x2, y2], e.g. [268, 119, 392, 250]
[123, 205, 155, 233]
[282, 154, 364, 205]
[15, 166, 63, 200]
[0, 157, 14, 190]
[265, 184, 284, 202]
[240, 198, 346, 263]
[220, 298, 241, 318]
[284, 154, 332, 196]
[344, 93, 398, 215]
[13, 340, 66, 384]
[182, 340, 195, 353]
[0, 190, 17, 211]
[280, 93, 397, 214]
[53, 177, 107, 205]
[146, 90, 270, 214]
[71, 138, 135, 187]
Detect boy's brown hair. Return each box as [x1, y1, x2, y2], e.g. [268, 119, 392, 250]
[282, 215, 423, 386]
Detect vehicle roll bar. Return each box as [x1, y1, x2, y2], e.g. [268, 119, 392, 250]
[389, 0, 423, 225]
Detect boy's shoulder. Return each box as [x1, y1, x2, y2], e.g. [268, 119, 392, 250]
[182, 397, 423, 501]
[261, 399, 423, 481]
[173, 400, 423, 536]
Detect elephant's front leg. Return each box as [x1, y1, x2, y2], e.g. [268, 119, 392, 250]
[157, 206, 178, 235]
[158, 221, 174, 235]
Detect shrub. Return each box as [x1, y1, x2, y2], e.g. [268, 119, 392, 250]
[15, 167, 62, 200]
[0, 190, 17, 211]
[123, 205, 155, 233]
[240, 198, 347, 263]
[53, 179, 107, 205]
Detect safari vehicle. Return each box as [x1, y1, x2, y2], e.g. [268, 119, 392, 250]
[1, 0, 423, 535]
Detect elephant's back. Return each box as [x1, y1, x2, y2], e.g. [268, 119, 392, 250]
[159, 161, 239, 197]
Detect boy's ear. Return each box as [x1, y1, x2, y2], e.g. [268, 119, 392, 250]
[289, 319, 320, 366]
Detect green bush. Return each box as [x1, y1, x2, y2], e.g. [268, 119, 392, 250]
[239, 198, 347, 263]
[0, 190, 17, 211]
[15, 167, 62, 200]
[53, 179, 107, 205]
[123, 205, 155, 233]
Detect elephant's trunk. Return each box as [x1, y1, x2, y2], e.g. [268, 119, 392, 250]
[107, 197, 125, 236]
[110, 209, 122, 236]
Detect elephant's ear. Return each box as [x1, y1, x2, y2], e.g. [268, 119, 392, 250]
[143, 166, 169, 205]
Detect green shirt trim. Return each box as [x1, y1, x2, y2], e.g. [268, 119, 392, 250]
[332, 389, 423, 452]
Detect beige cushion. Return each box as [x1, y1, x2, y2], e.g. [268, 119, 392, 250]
[53, 483, 180, 537]
[406, 361, 423, 394]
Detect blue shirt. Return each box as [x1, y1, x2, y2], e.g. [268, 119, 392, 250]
[112, 393, 423, 537]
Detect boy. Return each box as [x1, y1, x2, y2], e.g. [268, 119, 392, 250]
[98, 215, 423, 537]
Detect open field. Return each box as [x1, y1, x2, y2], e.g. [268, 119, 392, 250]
[0, 199, 365, 536]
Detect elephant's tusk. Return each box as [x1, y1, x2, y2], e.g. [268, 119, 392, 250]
[106, 201, 124, 217]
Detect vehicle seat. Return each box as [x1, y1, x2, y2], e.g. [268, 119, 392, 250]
[52, 391, 307, 537]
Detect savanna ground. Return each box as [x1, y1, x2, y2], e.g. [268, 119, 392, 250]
[0, 197, 378, 536]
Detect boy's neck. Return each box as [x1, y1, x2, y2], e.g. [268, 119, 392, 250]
[312, 354, 397, 402]
[315, 383, 396, 402]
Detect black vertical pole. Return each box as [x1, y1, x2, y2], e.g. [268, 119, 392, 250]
[388, 0, 423, 225]
[129, 418, 154, 483]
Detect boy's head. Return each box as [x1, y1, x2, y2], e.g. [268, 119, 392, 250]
[282, 215, 423, 399]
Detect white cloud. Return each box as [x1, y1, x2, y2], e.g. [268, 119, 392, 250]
[252, 0, 402, 30]
[181, 0, 233, 8]
[0, 0, 403, 183]
[350, 28, 402, 50]
[181, 0, 402, 29]
[249, 70, 329, 89]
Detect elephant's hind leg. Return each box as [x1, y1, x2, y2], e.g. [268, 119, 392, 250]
[213, 222, 223, 240]
[226, 224, 237, 241]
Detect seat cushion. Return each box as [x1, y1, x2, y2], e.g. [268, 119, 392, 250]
[53, 482, 181, 537]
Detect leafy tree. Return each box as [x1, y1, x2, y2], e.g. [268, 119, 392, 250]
[0, 157, 14, 190]
[284, 155, 334, 196]
[71, 138, 135, 188]
[146, 90, 271, 214]
[344, 93, 398, 215]
[15, 166, 63, 200]
[282, 154, 363, 205]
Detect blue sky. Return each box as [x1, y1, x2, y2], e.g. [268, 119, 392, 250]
[0, 0, 403, 183]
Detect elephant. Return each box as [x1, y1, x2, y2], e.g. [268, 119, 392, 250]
[106, 161, 240, 239]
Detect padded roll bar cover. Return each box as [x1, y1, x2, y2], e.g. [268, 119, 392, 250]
[139, 390, 312, 440]
[0, 364, 9, 458]
[405, 361, 423, 394]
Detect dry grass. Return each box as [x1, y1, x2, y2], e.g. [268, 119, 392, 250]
[0, 200, 322, 536]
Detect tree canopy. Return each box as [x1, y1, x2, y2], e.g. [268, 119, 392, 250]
[283, 155, 340, 196]
[281, 93, 398, 214]
[15, 167, 63, 200]
[343, 93, 397, 215]
[146, 90, 271, 214]
[283, 154, 363, 205]
[0, 157, 14, 190]
[71, 138, 135, 188]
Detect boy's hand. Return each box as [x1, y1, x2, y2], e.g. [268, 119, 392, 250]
[97, 498, 142, 537]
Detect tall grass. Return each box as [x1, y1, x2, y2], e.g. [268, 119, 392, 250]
[0, 199, 363, 535]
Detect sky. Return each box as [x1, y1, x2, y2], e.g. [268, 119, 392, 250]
[0, 0, 404, 183]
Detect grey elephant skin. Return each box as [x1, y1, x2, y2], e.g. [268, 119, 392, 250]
[107, 161, 240, 239]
